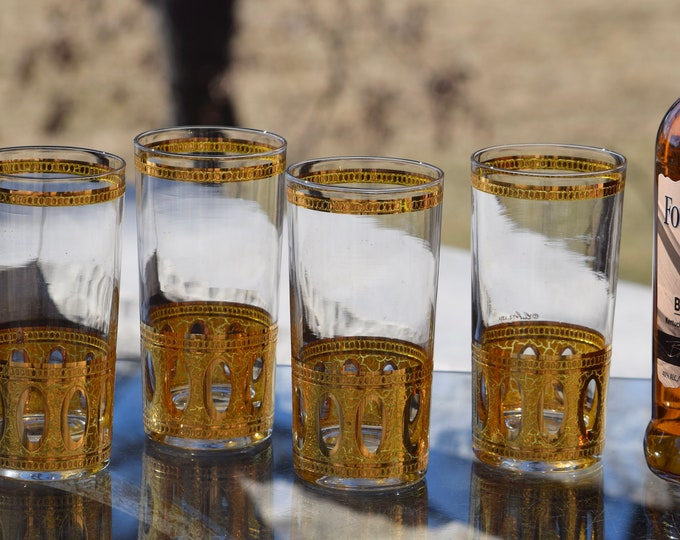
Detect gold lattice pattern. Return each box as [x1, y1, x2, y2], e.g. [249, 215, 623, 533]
[0, 159, 125, 206]
[286, 168, 443, 214]
[0, 327, 114, 474]
[292, 337, 432, 484]
[472, 154, 625, 200]
[135, 137, 285, 183]
[472, 322, 610, 464]
[141, 302, 277, 442]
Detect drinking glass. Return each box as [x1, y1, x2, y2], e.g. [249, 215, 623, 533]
[0, 146, 125, 480]
[287, 156, 444, 490]
[471, 143, 626, 472]
[135, 126, 286, 451]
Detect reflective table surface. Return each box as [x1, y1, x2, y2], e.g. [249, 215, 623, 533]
[1, 361, 677, 539]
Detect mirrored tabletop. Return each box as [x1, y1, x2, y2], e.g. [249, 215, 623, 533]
[0, 361, 676, 539]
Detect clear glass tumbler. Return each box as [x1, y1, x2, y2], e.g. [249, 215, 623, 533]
[287, 156, 444, 491]
[471, 143, 626, 472]
[135, 126, 286, 451]
[0, 145, 125, 480]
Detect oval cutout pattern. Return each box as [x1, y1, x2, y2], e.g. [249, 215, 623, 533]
[582, 378, 599, 433]
[250, 357, 264, 410]
[144, 350, 155, 404]
[501, 378, 522, 441]
[403, 390, 422, 453]
[478, 372, 488, 427]
[100, 381, 111, 444]
[541, 379, 565, 441]
[206, 360, 232, 417]
[62, 386, 87, 449]
[18, 387, 46, 451]
[295, 386, 306, 450]
[252, 357, 263, 382]
[318, 393, 341, 457]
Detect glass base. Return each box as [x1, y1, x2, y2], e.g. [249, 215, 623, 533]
[644, 421, 680, 482]
[147, 430, 272, 453]
[295, 468, 426, 493]
[0, 459, 109, 482]
[473, 447, 600, 475]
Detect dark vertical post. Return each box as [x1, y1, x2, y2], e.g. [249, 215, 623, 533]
[163, 0, 238, 126]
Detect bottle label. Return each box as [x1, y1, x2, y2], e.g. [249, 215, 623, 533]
[656, 173, 680, 387]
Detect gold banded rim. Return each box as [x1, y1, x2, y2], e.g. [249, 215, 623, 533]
[0, 151, 125, 207]
[134, 127, 286, 183]
[471, 145, 625, 200]
[286, 159, 444, 214]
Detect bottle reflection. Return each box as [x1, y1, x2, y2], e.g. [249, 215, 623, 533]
[290, 480, 429, 538]
[139, 440, 273, 539]
[631, 472, 680, 538]
[469, 461, 603, 539]
[0, 472, 111, 538]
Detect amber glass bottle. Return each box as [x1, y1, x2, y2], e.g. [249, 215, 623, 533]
[645, 96, 680, 480]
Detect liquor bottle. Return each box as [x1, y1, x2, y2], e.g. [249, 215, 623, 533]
[646, 96, 680, 480]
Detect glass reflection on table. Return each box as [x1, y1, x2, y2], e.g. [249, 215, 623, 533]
[139, 440, 273, 538]
[0, 473, 111, 538]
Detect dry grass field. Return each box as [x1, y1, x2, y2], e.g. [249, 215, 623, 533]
[3, 0, 680, 284]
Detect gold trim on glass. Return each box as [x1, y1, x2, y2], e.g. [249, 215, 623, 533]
[472, 321, 610, 464]
[140, 301, 277, 443]
[472, 155, 625, 200]
[287, 168, 443, 214]
[0, 326, 114, 474]
[0, 159, 125, 206]
[292, 336, 432, 484]
[135, 137, 285, 183]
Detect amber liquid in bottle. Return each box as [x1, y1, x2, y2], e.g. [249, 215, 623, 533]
[645, 96, 680, 480]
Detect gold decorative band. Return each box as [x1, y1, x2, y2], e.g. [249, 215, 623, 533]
[135, 137, 285, 183]
[0, 326, 114, 473]
[141, 301, 277, 441]
[472, 321, 610, 464]
[140, 302, 276, 352]
[292, 337, 432, 482]
[295, 337, 428, 384]
[473, 322, 610, 371]
[0, 159, 124, 206]
[287, 168, 443, 214]
[472, 155, 625, 200]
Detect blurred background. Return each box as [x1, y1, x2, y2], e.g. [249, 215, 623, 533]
[1, 0, 678, 285]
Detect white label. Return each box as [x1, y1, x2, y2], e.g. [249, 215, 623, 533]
[658, 358, 680, 388]
[657, 173, 680, 337]
[657, 173, 680, 387]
